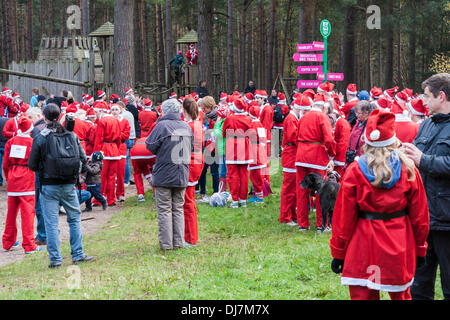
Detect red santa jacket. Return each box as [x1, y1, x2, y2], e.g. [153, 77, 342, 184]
[333, 116, 351, 166]
[187, 120, 204, 186]
[2, 116, 19, 139]
[340, 98, 359, 119]
[139, 110, 158, 138]
[93, 115, 121, 160]
[186, 48, 198, 65]
[394, 115, 420, 143]
[259, 103, 274, 143]
[7, 102, 20, 118]
[3, 135, 35, 196]
[281, 111, 300, 172]
[223, 113, 253, 164]
[295, 108, 336, 170]
[84, 120, 96, 157]
[130, 137, 156, 167]
[0, 95, 13, 117]
[248, 119, 268, 170]
[118, 116, 131, 158]
[330, 161, 429, 290]
[63, 117, 89, 151]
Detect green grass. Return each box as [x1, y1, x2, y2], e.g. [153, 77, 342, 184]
[0, 160, 443, 300]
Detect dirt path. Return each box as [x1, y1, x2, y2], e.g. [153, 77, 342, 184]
[0, 183, 147, 267]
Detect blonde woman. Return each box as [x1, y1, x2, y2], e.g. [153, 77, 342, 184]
[329, 109, 429, 300]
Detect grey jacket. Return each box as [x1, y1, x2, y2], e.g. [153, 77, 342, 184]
[145, 113, 193, 188]
[413, 113, 450, 231]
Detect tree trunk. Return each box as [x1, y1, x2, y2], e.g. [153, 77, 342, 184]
[247, 5, 253, 83]
[342, 4, 357, 87]
[165, 0, 174, 67]
[227, 0, 234, 92]
[197, 0, 214, 95]
[6, 0, 19, 62]
[26, 0, 33, 60]
[157, 3, 165, 83]
[239, 0, 248, 91]
[40, 0, 46, 36]
[113, 0, 135, 94]
[407, 1, 417, 90]
[281, 0, 293, 77]
[48, 0, 53, 36]
[265, 0, 276, 90]
[81, 0, 90, 36]
[385, 0, 394, 88]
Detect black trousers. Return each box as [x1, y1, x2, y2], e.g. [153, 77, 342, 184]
[85, 184, 107, 209]
[411, 230, 450, 300]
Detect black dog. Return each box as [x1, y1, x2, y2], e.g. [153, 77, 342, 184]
[300, 172, 340, 231]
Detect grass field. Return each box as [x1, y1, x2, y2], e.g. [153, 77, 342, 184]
[0, 161, 443, 300]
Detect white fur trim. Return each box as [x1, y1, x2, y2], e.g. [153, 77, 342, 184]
[248, 164, 267, 171]
[282, 167, 297, 173]
[8, 191, 35, 196]
[395, 114, 412, 122]
[333, 160, 346, 166]
[130, 155, 156, 160]
[341, 277, 415, 293]
[226, 159, 254, 164]
[407, 102, 425, 116]
[365, 134, 397, 147]
[187, 181, 198, 186]
[295, 162, 328, 170]
[103, 156, 121, 160]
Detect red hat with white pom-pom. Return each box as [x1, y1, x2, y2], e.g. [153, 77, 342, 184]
[169, 92, 177, 99]
[365, 109, 397, 148]
[407, 99, 428, 117]
[17, 116, 33, 136]
[248, 104, 260, 119]
[293, 95, 312, 110]
[372, 97, 392, 111]
[317, 82, 335, 95]
[370, 87, 383, 100]
[216, 104, 230, 118]
[347, 83, 357, 95]
[383, 86, 399, 100]
[231, 98, 247, 113]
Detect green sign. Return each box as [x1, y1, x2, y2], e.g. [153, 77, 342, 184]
[320, 19, 332, 39]
[320, 19, 331, 83]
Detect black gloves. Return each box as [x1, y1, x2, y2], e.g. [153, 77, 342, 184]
[416, 256, 425, 269]
[331, 259, 344, 274]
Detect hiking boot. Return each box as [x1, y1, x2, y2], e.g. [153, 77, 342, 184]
[102, 202, 108, 210]
[35, 239, 47, 246]
[48, 262, 62, 269]
[73, 255, 95, 265]
[83, 207, 93, 213]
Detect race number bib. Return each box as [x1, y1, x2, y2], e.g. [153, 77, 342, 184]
[10, 145, 27, 159]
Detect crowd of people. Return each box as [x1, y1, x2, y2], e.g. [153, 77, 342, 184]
[0, 72, 448, 300]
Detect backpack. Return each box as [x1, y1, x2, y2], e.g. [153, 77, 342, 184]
[273, 104, 286, 123]
[43, 131, 81, 180]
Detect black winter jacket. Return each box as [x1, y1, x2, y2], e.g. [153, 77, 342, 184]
[0, 116, 8, 149]
[413, 113, 450, 231]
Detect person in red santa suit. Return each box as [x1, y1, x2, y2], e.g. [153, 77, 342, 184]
[2, 116, 42, 254]
[139, 98, 158, 137]
[63, 103, 90, 152]
[247, 104, 267, 204]
[370, 86, 383, 101]
[330, 109, 429, 300]
[181, 98, 204, 246]
[2, 104, 30, 139]
[407, 98, 428, 125]
[383, 86, 399, 101]
[0, 87, 14, 117]
[223, 98, 253, 208]
[255, 90, 273, 185]
[93, 104, 122, 206]
[110, 104, 131, 202]
[279, 96, 304, 225]
[333, 104, 351, 177]
[340, 83, 359, 119]
[130, 134, 156, 203]
[186, 44, 198, 66]
[295, 94, 336, 232]
[391, 100, 420, 143]
[8, 92, 22, 118]
[372, 96, 392, 112]
[96, 90, 107, 102]
[84, 107, 97, 158]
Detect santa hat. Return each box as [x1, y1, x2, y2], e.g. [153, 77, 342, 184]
[293, 96, 312, 110]
[143, 98, 153, 108]
[395, 90, 409, 103]
[97, 90, 106, 99]
[190, 92, 199, 101]
[365, 109, 396, 148]
[278, 93, 286, 104]
[17, 116, 33, 136]
[93, 101, 108, 112]
[407, 99, 428, 117]
[125, 87, 134, 95]
[109, 94, 119, 103]
[189, 43, 195, 48]
[2, 87, 12, 94]
[82, 93, 88, 101]
[383, 86, 399, 100]
[220, 92, 228, 101]
[370, 87, 383, 100]
[178, 96, 186, 104]
[346, 83, 357, 95]
[19, 103, 31, 114]
[372, 97, 392, 111]
[226, 95, 235, 105]
[254, 90, 268, 99]
[86, 96, 94, 105]
[66, 104, 78, 116]
[12, 92, 20, 99]
[216, 104, 230, 118]
[313, 94, 327, 106]
[293, 92, 302, 101]
[331, 94, 341, 108]
[244, 92, 254, 104]
[157, 105, 162, 115]
[169, 92, 177, 99]
[110, 104, 121, 112]
[317, 82, 335, 95]
[231, 98, 247, 113]
[85, 107, 96, 118]
[402, 88, 413, 99]
[232, 91, 241, 98]
[248, 105, 260, 119]
[302, 89, 315, 101]
[390, 101, 410, 121]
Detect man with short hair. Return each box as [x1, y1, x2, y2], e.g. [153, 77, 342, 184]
[403, 73, 450, 300]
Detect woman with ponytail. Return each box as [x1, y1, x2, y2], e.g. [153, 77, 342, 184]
[329, 109, 429, 300]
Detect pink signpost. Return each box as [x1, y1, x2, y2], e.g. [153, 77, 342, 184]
[317, 72, 344, 81]
[297, 80, 322, 88]
[293, 53, 323, 62]
[297, 65, 323, 74]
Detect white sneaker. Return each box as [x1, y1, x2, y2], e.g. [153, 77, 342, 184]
[287, 221, 298, 227]
[124, 183, 130, 187]
[230, 201, 239, 208]
[239, 200, 247, 208]
[198, 195, 210, 203]
[137, 194, 145, 202]
[118, 196, 125, 202]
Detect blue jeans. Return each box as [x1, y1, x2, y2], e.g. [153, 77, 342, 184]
[40, 184, 85, 265]
[219, 155, 227, 178]
[76, 189, 92, 205]
[85, 184, 106, 209]
[0, 147, 4, 185]
[124, 139, 135, 184]
[35, 174, 46, 242]
[199, 161, 219, 195]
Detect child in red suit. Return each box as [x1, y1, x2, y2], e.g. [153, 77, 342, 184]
[330, 109, 429, 300]
[2, 117, 42, 254]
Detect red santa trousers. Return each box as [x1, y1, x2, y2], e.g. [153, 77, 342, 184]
[116, 158, 126, 198]
[249, 168, 264, 198]
[2, 195, 37, 252]
[349, 286, 411, 300]
[279, 170, 297, 223]
[227, 164, 249, 201]
[183, 185, 198, 244]
[296, 166, 324, 228]
[101, 159, 119, 206]
[263, 142, 271, 183]
[132, 159, 152, 195]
